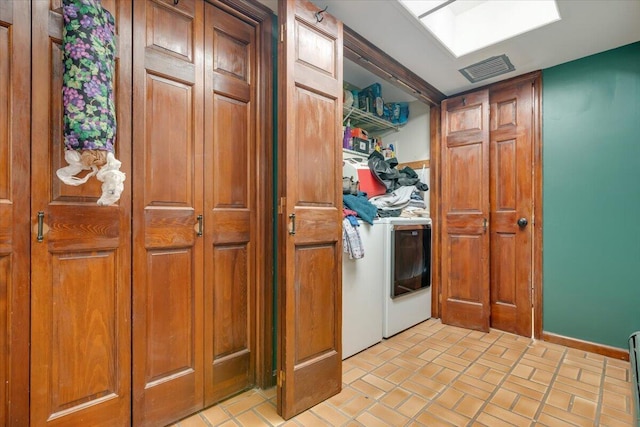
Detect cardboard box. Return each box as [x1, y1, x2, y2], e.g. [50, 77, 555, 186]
[352, 137, 373, 154]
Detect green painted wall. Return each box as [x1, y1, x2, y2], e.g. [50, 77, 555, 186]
[542, 42, 640, 349]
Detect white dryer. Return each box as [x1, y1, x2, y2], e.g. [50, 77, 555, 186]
[380, 217, 432, 338]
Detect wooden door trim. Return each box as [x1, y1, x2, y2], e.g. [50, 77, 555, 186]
[343, 26, 445, 107]
[532, 73, 543, 340]
[429, 105, 441, 319]
[542, 332, 629, 361]
[210, 0, 272, 21]
[208, 0, 274, 390]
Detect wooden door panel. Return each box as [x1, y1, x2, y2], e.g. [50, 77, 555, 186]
[133, 0, 203, 425]
[144, 75, 195, 204]
[490, 81, 533, 337]
[0, 257, 7, 422]
[146, 250, 195, 380]
[447, 236, 483, 302]
[448, 143, 483, 211]
[209, 244, 250, 399]
[491, 234, 516, 302]
[49, 252, 118, 413]
[440, 91, 490, 332]
[204, 3, 256, 405]
[147, 1, 194, 60]
[294, 246, 337, 360]
[295, 88, 338, 205]
[278, 0, 343, 419]
[47, 207, 121, 252]
[295, 23, 336, 75]
[31, 1, 132, 425]
[211, 95, 249, 206]
[0, 256, 6, 422]
[0, 1, 29, 423]
[446, 104, 483, 135]
[494, 139, 517, 210]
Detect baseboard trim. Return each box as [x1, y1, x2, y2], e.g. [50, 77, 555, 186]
[542, 331, 629, 361]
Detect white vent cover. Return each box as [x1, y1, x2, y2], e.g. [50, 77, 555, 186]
[459, 55, 515, 83]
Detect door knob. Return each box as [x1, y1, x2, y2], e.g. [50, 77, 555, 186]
[517, 217, 528, 228]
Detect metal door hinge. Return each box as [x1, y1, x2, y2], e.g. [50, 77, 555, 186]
[280, 24, 285, 43]
[277, 370, 285, 387]
[279, 197, 286, 214]
[531, 285, 535, 307]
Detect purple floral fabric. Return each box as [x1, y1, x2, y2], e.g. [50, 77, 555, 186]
[62, 0, 116, 152]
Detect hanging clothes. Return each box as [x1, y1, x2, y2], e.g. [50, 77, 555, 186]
[342, 218, 364, 260]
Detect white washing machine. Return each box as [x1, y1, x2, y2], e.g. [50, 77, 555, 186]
[380, 217, 432, 338]
[342, 219, 384, 359]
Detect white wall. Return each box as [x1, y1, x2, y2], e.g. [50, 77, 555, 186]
[384, 100, 430, 164]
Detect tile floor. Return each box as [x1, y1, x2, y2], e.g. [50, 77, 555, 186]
[171, 319, 635, 426]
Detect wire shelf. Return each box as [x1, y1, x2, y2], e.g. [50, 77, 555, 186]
[343, 107, 399, 134]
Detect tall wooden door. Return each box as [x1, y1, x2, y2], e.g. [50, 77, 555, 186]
[489, 77, 535, 337]
[132, 0, 205, 425]
[0, 1, 30, 425]
[440, 77, 539, 336]
[133, 0, 266, 423]
[277, 0, 343, 419]
[30, 0, 133, 425]
[203, 2, 257, 406]
[440, 90, 491, 332]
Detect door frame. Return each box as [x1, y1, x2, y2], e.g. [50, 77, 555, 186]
[430, 71, 543, 338]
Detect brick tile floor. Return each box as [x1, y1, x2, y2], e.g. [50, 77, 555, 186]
[171, 319, 634, 426]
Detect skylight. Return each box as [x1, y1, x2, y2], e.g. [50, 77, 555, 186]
[398, 0, 561, 58]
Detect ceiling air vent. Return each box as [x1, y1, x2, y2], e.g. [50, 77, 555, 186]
[459, 55, 515, 83]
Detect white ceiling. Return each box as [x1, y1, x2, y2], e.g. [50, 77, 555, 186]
[260, 0, 640, 97]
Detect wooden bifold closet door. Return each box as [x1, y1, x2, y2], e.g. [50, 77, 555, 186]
[440, 74, 538, 337]
[440, 90, 491, 332]
[132, 0, 261, 425]
[30, 1, 133, 426]
[132, 0, 205, 423]
[277, 0, 344, 419]
[1, 1, 30, 425]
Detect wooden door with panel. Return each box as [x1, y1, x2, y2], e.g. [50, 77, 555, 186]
[489, 77, 535, 337]
[277, 0, 344, 419]
[30, 0, 133, 425]
[440, 90, 491, 332]
[132, 0, 205, 425]
[203, 2, 258, 406]
[0, 1, 30, 425]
